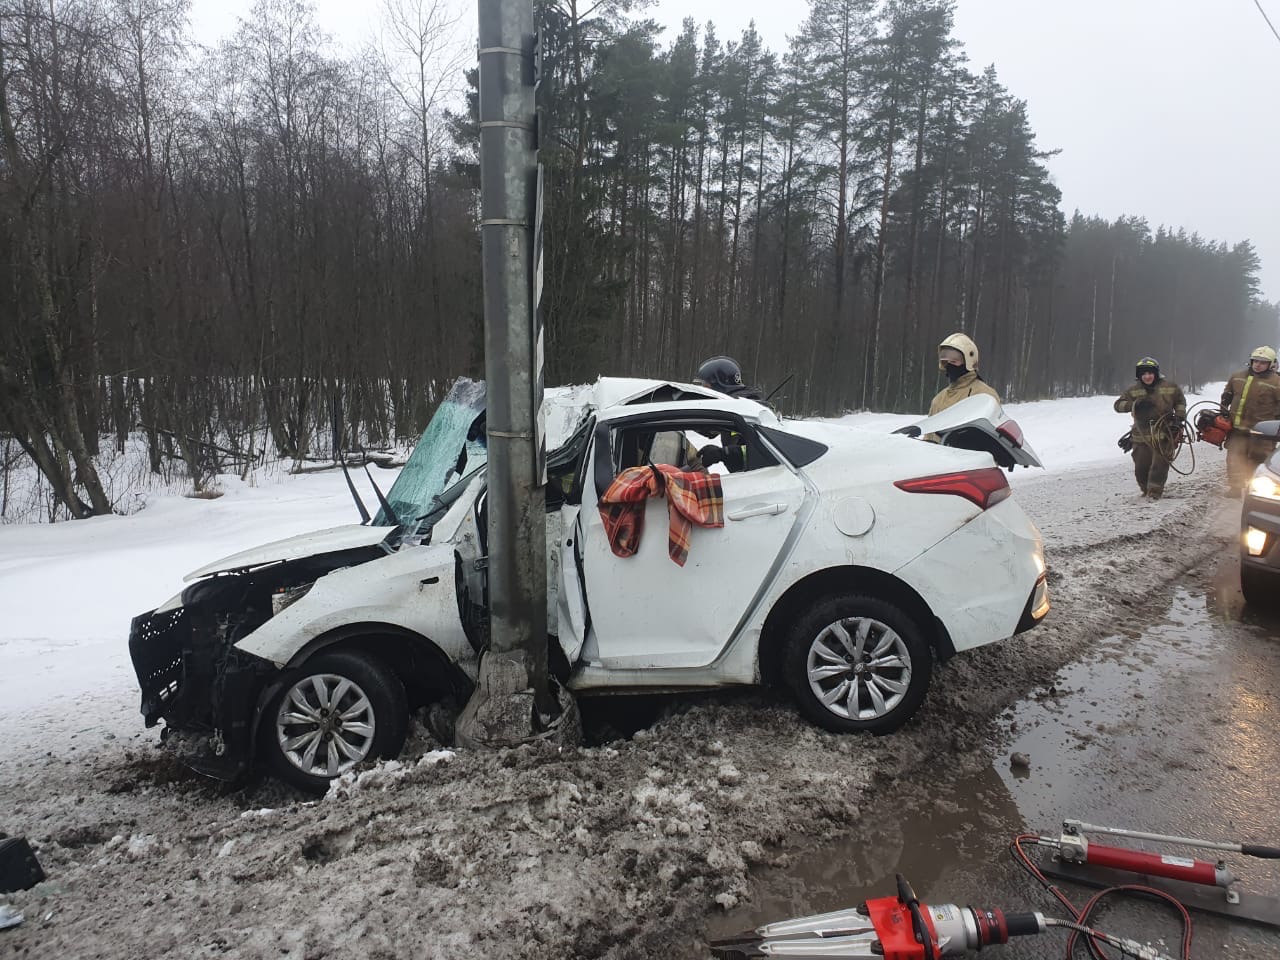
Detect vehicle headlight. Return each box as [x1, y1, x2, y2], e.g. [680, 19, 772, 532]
[1249, 473, 1280, 500]
[1032, 546, 1047, 578]
[271, 582, 314, 617]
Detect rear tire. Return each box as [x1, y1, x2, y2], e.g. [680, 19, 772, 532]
[262, 650, 408, 793]
[783, 595, 932, 735]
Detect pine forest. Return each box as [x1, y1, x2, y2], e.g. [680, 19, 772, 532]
[1, 0, 1276, 518]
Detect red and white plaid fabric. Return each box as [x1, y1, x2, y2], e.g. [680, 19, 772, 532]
[598, 464, 725, 566]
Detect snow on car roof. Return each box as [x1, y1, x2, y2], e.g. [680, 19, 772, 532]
[591, 376, 721, 409]
[544, 377, 776, 447]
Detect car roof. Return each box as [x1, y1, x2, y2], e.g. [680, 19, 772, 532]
[592, 376, 721, 408]
[596, 388, 779, 426]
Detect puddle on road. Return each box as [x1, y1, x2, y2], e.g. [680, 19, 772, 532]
[709, 582, 1280, 952]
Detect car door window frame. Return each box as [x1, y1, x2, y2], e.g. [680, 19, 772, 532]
[594, 410, 780, 494]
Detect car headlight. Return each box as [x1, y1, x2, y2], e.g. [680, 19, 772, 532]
[1249, 472, 1280, 500]
[271, 582, 314, 616]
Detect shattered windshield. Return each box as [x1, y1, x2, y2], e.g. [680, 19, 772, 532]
[374, 378, 487, 527]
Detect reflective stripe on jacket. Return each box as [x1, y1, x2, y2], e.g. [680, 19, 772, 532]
[1222, 369, 1280, 432]
[1113, 378, 1187, 440]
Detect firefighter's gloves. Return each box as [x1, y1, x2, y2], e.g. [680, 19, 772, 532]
[1133, 398, 1155, 419]
[698, 444, 725, 468]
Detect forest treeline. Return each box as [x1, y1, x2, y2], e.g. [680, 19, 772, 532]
[0, 0, 1275, 518]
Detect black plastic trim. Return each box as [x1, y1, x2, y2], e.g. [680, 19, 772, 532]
[756, 425, 829, 468]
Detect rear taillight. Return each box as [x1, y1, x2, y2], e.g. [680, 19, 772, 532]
[894, 467, 1011, 510]
[997, 419, 1024, 448]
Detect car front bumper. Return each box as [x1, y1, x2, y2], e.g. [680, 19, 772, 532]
[1241, 493, 1280, 574]
[128, 606, 275, 781]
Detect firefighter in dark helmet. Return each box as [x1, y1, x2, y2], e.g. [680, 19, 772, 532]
[1114, 357, 1186, 499]
[1221, 346, 1280, 495]
[688, 356, 761, 472]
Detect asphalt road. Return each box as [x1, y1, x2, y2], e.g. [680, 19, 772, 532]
[710, 548, 1280, 959]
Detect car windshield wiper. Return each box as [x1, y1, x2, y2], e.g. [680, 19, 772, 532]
[415, 465, 486, 522]
[365, 464, 401, 527]
[340, 457, 372, 524]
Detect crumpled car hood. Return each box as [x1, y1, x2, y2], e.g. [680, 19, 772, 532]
[183, 525, 393, 581]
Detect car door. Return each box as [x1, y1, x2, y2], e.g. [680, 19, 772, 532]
[568, 414, 807, 671]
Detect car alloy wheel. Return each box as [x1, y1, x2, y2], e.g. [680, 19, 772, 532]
[262, 650, 408, 792]
[805, 616, 911, 721]
[276, 673, 378, 779]
[783, 594, 931, 735]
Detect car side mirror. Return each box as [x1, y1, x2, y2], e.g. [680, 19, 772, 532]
[893, 425, 922, 438]
[1250, 420, 1280, 440]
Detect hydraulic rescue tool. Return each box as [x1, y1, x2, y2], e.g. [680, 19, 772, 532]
[708, 874, 1176, 960]
[1027, 819, 1280, 929]
[1193, 407, 1231, 448]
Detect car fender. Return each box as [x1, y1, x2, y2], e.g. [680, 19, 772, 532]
[892, 499, 1043, 652]
[234, 543, 474, 671]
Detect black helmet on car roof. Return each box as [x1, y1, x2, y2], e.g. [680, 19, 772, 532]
[694, 356, 747, 395]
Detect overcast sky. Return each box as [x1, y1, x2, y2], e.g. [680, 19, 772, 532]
[190, 0, 1280, 301]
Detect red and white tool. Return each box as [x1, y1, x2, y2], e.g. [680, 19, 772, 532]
[1030, 818, 1280, 928]
[708, 874, 1174, 959]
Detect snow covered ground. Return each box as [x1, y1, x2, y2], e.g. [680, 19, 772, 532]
[0, 384, 1244, 959]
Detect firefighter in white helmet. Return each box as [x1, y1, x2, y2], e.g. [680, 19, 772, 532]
[929, 333, 1000, 415]
[1221, 346, 1280, 494]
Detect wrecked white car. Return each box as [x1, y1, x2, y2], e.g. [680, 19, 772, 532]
[128, 378, 1048, 790]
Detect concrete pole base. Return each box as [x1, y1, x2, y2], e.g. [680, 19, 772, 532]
[455, 649, 582, 750]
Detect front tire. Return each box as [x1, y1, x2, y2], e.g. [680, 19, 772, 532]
[263, 650, 408, 792]
[1241, 563, 1278, 609]
[783, 595, 932, 735]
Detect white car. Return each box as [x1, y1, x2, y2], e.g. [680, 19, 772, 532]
[128, 378, 1049, 790]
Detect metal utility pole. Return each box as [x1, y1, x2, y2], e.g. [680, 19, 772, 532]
[456, 0, 567, 747]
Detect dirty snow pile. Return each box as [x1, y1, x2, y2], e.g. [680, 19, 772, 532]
[0, 385, 1244, 960]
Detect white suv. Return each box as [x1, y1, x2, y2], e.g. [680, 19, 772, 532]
[128, 378, 1048, 790]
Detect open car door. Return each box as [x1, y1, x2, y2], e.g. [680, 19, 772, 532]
[898, 394, 1042, 469]
[561, 415, 806, 672]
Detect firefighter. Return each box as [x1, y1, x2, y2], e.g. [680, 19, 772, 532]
[692, 355, 763, 400]
[929, 333, 1000, 415]
[1114, 357, 1187, 500]
[689, 356, 759, 472]
[1221, 346, 1280, 494]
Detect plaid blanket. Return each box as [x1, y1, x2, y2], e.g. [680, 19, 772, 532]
[599, 464, 725, 566]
